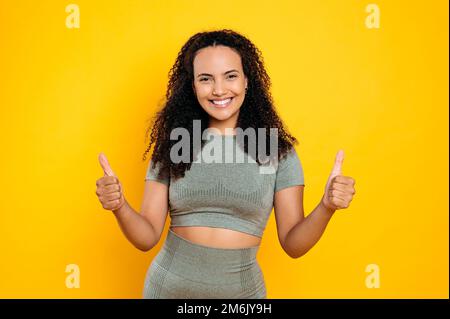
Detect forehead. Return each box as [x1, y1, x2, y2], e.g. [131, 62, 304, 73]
[193, 45, 243, 73]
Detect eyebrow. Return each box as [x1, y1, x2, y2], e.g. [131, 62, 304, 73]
[196, 69, 240, 78]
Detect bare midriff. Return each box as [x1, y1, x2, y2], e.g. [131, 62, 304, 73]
[170, 226, 261, 249]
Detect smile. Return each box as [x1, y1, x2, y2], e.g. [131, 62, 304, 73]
[209, 97, 233, 108]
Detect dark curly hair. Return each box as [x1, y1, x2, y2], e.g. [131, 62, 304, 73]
[143, 29, 299, 182]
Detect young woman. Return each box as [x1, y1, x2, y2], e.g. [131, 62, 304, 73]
[95, 29, 356, 299]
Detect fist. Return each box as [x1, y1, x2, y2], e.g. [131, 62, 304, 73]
[321, 150, 356, 212]
[95, 153, 126, 212]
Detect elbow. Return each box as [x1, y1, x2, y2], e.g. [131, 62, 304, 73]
[135, 233, 160, 252]
[287, 252, 301, 259]
[137, 246, 151, 252]
[285, 248, 308, 259]
[289, 252, 307, 259]
[135, 241, 155, 252]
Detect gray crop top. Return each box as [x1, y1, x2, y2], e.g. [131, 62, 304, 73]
[144, 133, 305, 238]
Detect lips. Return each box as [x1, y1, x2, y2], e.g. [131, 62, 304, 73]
[209, 97, 233, 108]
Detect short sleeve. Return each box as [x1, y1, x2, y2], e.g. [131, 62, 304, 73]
[144, 160, 170, 185]
[274, 147, 305, 192]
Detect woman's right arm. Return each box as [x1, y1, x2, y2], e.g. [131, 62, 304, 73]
[96, 153, 169, 252]
[112, 181, 169, 252]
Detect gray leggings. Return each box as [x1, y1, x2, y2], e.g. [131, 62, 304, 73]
[143, 228, 266, 299]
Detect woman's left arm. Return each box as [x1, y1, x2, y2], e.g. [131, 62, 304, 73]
[274, 150, 356, 258]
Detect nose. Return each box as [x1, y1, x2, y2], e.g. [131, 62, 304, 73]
[212, 79, 227, 96]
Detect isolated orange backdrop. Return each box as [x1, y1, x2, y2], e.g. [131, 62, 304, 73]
[0, 0, 448, 298]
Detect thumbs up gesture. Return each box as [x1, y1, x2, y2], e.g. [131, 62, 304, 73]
[95, 153, 126, 212]
[321, 150, 356, 212]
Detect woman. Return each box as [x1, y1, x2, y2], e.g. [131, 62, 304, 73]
[95, 29, 356, 299]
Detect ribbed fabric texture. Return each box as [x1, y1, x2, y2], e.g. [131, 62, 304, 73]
[143, 229, 266, 299]
[145, 133, 305, 238]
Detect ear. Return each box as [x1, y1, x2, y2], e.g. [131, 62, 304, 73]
[192, 81, 196, 96]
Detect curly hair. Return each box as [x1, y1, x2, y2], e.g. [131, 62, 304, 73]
[142, 29, 299, 182]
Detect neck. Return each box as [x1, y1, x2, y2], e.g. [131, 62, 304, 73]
[208, 113, 239, 136]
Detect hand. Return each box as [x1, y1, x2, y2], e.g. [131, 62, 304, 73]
[321, 150, 356, 212]
[95, 152, 126, 213]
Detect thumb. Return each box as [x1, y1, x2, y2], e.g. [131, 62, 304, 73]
[330, 149, 344, 178]
[98, 152, 116, 177]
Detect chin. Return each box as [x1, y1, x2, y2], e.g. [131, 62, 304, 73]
[208, 112, 235, 122]
[208, 107, 240, 119]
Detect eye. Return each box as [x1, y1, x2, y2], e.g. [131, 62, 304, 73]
[228, 74, 237, 79]
[199, 78, 210, 82]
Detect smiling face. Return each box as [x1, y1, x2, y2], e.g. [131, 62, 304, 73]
[192, 45, 248, 135]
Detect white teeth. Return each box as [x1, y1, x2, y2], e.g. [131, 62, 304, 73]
[212, 98, 231, 105]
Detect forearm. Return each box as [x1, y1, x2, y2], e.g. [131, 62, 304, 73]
[284, 199, 335, 258]
[112, 198, 158, 252]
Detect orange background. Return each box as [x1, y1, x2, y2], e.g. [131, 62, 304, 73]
[0, 0, 448, 298]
